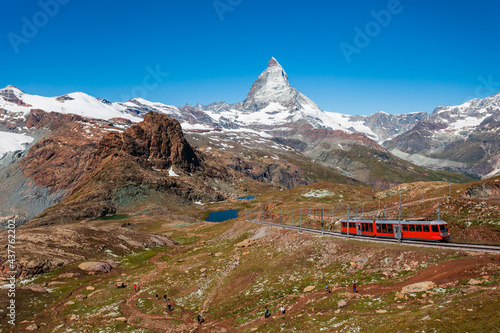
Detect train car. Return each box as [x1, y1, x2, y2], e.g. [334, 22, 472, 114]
[340, 219, 450, 242]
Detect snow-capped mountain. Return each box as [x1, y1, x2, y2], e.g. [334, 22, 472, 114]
[385, 93, 500, 178]
[1, 58, 499, 180]
[0, 85, 142, 122]
[239, 57, 322, 113]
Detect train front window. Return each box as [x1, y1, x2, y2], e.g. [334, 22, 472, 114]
[416, 225, 422, 232]
[387, 224, 393, 233]
[342, 222, 347, 228]
[423, 225, 430, 232]
[402, 225, 408, 231]
[432, 225, 439, 232]
[439, 224, 448, 232]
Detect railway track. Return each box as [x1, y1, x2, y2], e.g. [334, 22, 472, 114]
[247, 219, 500, 254]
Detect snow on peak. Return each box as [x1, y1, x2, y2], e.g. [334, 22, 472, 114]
[2, 85, 24, 93]
[268, 57, 281, 68]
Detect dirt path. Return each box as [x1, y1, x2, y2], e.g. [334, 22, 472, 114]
[197, 255, 498, 332]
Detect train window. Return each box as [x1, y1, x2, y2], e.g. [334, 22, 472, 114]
[409, 225, 415, 231]
[432, 225, 439, 232]
[387, 224, 393, 233]
[369, 224, 373, 232]
[416, 225, 422, 232]
[439, 225, 448, 232]
[423, 225, 429, 232]
[381, 224, 387, 233]
[349, 222, 355, 228]
[402, 224, 408, 231]
[376, 224, 381, 232]
[342, 222, 346, 228]
[361, 223, 365, 231]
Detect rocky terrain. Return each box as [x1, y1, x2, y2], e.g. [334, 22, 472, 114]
[0, 208, 497, 332]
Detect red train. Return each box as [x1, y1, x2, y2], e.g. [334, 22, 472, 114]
[340, 219, 450, 242]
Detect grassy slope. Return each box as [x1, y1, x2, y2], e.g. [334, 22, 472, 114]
[3, 215, 498, 333]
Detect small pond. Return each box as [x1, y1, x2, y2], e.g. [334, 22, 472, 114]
[237, 196, 257, 200]
[205, 210, 238, 222]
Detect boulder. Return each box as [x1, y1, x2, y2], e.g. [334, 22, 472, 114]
[86, 286, 95, 291]
[235, 238, 257, 248]
[27, 285, 48, 293]
[401, 281, 437, 294]
[303, 285, 316, 292]
[78, 262, 113, 273]
[25, 323, 39, 331]
[106, 260, 119, 269]
[337, 299, 347, 308]
[468, 278, 481, 285]
[76, 294, 87, 301]
[115, 282, 126, 289]
[200, 268, 207, 273]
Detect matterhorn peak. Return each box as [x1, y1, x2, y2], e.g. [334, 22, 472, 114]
[268, 57, 281, 68]
[240, 58, 322, 113]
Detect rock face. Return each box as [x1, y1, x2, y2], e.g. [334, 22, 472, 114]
[401, 281, 437, 294]
[91, 112, 200, 173]
[29, 112, 236, 225]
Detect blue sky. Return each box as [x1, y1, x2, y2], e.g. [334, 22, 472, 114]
[1, 0, 499, 115]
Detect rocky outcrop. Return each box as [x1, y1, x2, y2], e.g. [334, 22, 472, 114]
[90, 111, 200, 172]
[28, 112, 236, 225]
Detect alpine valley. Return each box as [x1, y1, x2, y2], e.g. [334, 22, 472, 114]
[1, 58, 500, 333]
[1, 58, 497, 226]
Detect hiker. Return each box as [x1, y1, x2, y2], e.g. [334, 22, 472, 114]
[325, 283, 330, 294]
[197, 314, 202, 324]
[133, 284, 137, 292]
[156, 293, 159, 300]
[264, 307, 270, 319]
[163, 294, 167, 302]
[167, 302, 172, 312]
[280, 305, 285, 315]
[353, 280, 357, 293]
